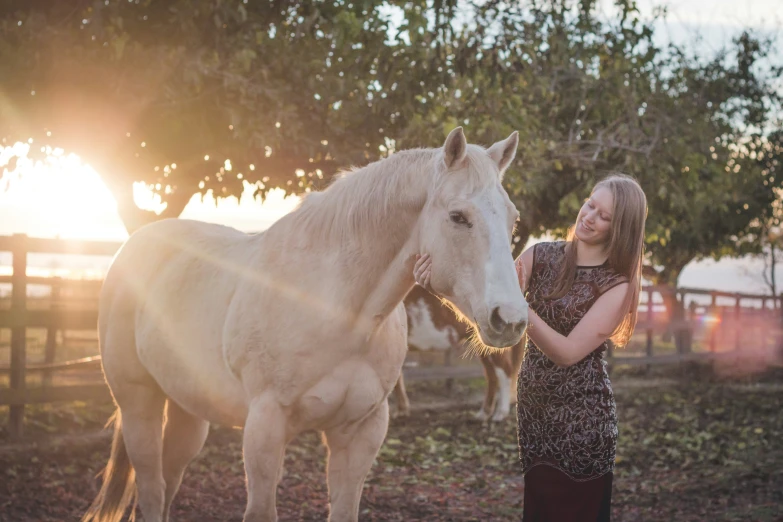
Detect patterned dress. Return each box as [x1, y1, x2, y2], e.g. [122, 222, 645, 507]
[517, 241, 627, 481]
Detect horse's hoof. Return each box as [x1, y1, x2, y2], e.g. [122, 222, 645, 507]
[490, 411, 508, 422]
[392, 408, 410, 419]
[473, 409, 490, 422]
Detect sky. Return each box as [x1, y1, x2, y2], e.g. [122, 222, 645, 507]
[1, 0, 782, 295]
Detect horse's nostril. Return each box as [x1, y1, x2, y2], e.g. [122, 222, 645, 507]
[490, 307, 506, 332]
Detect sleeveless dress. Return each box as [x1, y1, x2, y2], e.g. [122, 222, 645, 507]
[516, 241, 627, 482]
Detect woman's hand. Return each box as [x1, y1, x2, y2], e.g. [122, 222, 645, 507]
[414, 253, 434, 293]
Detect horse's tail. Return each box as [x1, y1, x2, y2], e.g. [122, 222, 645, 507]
[82, 410, 136, 522]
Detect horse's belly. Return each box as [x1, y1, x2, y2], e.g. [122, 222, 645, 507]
[139, 340, 248, 427]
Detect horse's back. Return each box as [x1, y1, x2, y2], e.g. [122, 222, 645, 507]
[99, 219, 252, 425]
[100, 219, 251, 334]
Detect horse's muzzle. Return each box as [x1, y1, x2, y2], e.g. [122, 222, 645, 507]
[480, 306, 528, 347]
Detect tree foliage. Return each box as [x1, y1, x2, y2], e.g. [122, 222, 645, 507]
[1, 0, 781, 288]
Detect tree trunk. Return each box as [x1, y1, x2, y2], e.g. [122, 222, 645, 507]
[658, 287, 691, 353]
[649, 259, 692, 354]
[102, 175, 193, 235]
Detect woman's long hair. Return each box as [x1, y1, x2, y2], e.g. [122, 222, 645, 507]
[543, 174, 648, 346]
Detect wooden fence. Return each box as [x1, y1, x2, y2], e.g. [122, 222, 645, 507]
[616, 285, 783, 364]
[2, 234, 782, 438]
[0, 234, 119, 437]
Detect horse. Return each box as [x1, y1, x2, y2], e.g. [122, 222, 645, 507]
[82, 127, 528, 522]
[393, 286, 525, 422]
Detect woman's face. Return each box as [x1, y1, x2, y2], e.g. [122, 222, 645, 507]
[575, 187, 613, 246]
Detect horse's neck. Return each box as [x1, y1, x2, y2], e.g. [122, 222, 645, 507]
[286, 150, 433, 334]
[341, 178, 427, 331]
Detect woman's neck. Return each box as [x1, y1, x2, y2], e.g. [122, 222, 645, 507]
[575, 239, 608, 267]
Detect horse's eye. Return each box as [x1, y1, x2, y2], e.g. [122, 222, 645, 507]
[449, 211, 472, 228]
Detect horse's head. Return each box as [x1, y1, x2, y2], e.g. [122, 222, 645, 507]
[419, 127, 527, 348]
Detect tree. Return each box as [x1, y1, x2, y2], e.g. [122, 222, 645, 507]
[637, 34, 783, 282]
[410, 3, 782, 353]
[391, 0, 667, 253]
[464, 5, 782, 286]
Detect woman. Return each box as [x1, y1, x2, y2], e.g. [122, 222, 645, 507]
[414, 174, 647, 521]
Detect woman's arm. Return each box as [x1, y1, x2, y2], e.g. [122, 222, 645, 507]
[416, 247, 627, 368]
[525, 283, 628, 368]
[516, 245, 626, 367]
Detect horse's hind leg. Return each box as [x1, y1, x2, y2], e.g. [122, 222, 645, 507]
[101, 320, 167, 522]
[474, 355, 498, 421]
[115, 383, 167, 522]
[324, 400, 389, 522]
[161, 399, 209, 522]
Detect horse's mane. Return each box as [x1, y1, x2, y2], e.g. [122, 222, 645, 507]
[287, 145, 500, 246]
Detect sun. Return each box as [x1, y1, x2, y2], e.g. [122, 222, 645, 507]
[0, 146, 128, 240]
[1, 144, 302, 241]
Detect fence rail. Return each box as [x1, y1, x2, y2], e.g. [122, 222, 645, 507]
[2, 234, 782, 438]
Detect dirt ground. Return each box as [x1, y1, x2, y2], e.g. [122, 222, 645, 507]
[1, 366, 782, 521]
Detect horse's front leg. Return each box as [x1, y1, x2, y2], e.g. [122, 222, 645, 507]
[243, 395, 287, 522]
[324, 400, 389, 522]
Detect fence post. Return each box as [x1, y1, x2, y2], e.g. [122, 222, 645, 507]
[646, 288, 654, 355]
[687, 298, 698, 353]
[677, 290, 692, 353]
[444, 346, 454, 393]
[766, 297, 775, 351]
[43, 278, 61, 388]
[9, 234, 28, 438]
[645, 288, 654, 372]
[778, 293, 783, 361]
[709, 293, 717, 353]
[734, 295, 741, 353]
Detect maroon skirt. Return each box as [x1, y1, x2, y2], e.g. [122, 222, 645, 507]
[523, 465, 613, 522]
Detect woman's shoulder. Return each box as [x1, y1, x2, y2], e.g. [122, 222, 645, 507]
[530, 240, 566, 254]
[592, 263, 629, 293]
[532, 241, 567, 262]
[522, 242, 567, 284]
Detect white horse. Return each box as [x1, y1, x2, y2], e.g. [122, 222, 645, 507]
[82, 127, 528, 522]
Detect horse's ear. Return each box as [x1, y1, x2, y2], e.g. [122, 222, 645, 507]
[488, 131, 519, 178]
[443, 126, 467, 169]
